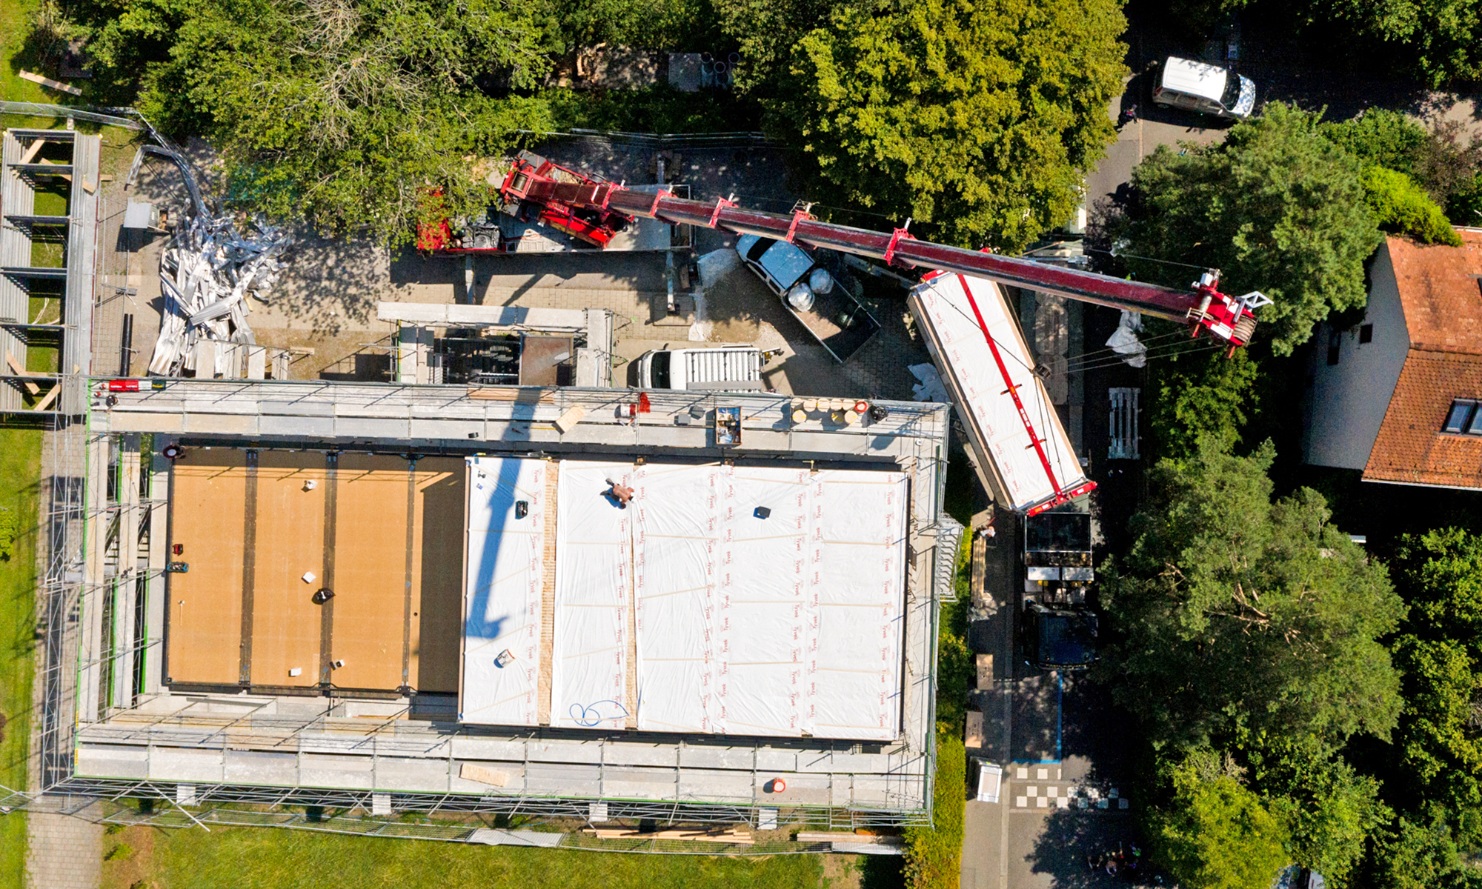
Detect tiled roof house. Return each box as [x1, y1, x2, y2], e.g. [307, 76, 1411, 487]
[1304, 229, 1482, 490]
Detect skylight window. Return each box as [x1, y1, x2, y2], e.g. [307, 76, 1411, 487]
[1443, 400, 1481, 434]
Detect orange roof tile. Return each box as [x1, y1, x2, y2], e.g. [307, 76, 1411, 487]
[1365, 351, 1482, 488]
[1388, 229, 1482, 353]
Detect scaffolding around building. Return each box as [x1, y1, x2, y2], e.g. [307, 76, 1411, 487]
[5, 378, 960, 845]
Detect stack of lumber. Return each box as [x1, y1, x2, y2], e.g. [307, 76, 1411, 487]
[581, 827, 754, 845]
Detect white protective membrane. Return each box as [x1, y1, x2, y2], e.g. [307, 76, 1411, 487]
[630, 463, 907, 741]
[910, 272, 1088, 512]
[807, 468, 909, 739]
[550, 461, 633, 730]
[460, 457, 548, 727]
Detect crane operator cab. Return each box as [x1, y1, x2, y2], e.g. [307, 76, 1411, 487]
[1152, 56, 1256, 120]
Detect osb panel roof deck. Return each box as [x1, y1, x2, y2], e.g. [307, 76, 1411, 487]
[1387, 229, 1482, 353]
[1364, 230, 1482, 489]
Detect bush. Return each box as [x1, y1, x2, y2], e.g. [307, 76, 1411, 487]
[1323, 111, 1427, 175]
[903, 733, 966, 889]
[1362, 167, 1463, 246]
[0, 506, 17, 561]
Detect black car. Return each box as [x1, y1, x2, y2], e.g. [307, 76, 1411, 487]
[1021, 600, 1099, 671]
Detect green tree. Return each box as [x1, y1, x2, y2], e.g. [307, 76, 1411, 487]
[1246, 734, 1386, 886]
[712, 0, 846, 95]
[1364, 816, 1482, 889]
[1320, 0, 1482, 87]
[1362, 167, 1463, 246]
[1152, 750, 1291, 889]
[1147, 345, 1259, 460]
[1100, 438, 1404, 750]
[90, 0, 552, 245]
[548, 0, 718, 53]
[767, 0, 1126, 251]
[1388, 528, 1482, 851]
[1113, 103, 1382, 355]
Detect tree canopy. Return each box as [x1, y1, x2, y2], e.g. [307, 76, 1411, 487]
[1112, 103, 1382, 356]
[86, 0, 553, 244]
[1152, 750, 1291, 889]
[1319, 0, 1482, 87]
[1388, 528, 1482, 851]
[1101, 438, 1404, 751]
[766, 0, 1126, 251]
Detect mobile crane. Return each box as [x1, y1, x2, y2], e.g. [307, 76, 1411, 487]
[497, 153, 1271, 514]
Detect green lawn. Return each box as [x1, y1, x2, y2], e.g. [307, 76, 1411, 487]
[103, 826, 852, 889]
[0, 428, 43, 889]
[1, 0, 49, 104]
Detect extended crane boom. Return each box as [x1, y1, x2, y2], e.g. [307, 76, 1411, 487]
[501, 153, 1268, 349]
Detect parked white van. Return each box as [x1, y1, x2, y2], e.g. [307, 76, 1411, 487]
[634, 346, 764, 391]
[1152, 56, 1256, 119]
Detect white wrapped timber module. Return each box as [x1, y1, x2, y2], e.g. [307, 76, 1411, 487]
[908, 271, 1093, 515]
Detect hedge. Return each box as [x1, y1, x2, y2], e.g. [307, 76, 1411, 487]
[902, 733, 967, 889]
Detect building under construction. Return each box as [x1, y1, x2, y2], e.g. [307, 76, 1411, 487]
[55, 379, 957, 833]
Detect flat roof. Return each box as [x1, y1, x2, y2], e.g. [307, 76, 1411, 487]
[165, 450, 464, 693]
[460, 457, 908, 741]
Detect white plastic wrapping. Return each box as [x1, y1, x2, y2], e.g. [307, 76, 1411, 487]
[911, 272, 1089, 512]
[630, 463, 907, 741]
[550, 461, 633, 730]
[460, 457, 548, 726]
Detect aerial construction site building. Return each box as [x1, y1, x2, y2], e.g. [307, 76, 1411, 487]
[60, 380, 959, 831]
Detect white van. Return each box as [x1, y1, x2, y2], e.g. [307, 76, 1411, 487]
[634, 346, 764, 391]
[1152, 56, 1256, 119]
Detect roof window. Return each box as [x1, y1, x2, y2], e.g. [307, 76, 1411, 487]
[1442, 400, 1482, 434]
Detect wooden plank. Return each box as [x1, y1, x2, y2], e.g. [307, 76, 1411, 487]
[965, 709, 986, 749]
[35, 158, 72, 183]
[166, 452, 249, 684]
[459, 763, 509, 787]
[19, 139, 45, 165]
[18, 69, 83, 96]
[249, 452, 327, 688]
[32, 382, 61, 412]
[796, 832, 903, 846]
[408, 457, 466, 693]
[976, 653, 993, 689]
[5, 353, 40, 395]
[330, 455, 413, 691]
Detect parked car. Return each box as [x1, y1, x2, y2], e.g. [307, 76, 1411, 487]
[735, 235, 881, 363]
[1152, 56, 1256, 119]
[1020, 600, 1099, 671]
[634, 346, 763, 391]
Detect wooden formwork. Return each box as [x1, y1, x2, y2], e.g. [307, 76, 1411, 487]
[164, 449, 468, 694]
[408, 457, 465, 693]
[248, 452, 327, 688]
[165, 451, 249, 685]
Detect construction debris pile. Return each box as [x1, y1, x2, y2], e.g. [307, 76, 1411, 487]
[146, 215, 292, 376]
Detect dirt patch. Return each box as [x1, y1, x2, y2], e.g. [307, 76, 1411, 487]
[100, 823, 156, 889]
[820, 853, 857, 888]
